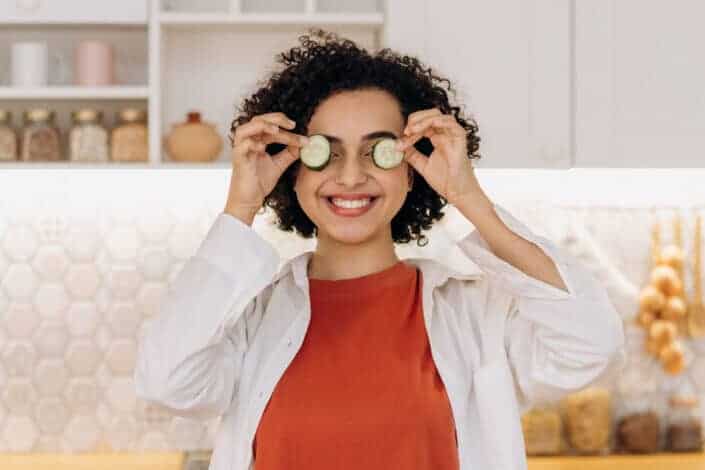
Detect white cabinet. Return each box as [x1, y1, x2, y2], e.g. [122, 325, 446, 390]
[574, 0, 705, 167]
[384, 0, 572, 168]
[0, 0, 148, 24]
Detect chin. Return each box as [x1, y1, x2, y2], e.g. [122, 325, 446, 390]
[319, 224, 379, 245]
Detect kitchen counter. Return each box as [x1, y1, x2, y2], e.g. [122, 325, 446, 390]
[528, 452, 705, 470]
[0, 452, 184, 470]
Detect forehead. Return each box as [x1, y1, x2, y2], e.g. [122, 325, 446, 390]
[308, 89, 404, 139]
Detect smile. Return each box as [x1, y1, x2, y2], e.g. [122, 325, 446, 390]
[324, 196, 379, 217]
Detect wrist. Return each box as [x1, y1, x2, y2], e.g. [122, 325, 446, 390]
[224, 202, 261, 226]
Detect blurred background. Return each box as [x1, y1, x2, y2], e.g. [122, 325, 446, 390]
[1, 1, 705, 469]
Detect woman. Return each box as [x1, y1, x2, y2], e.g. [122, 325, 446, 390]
[135, 29, 625, 470]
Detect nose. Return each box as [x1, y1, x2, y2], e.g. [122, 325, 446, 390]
[335, 154, 368, 187]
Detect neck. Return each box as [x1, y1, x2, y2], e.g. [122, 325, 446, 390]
[308, 229, 399, 281]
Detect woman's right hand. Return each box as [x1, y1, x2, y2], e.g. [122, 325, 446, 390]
[225, 112, 308, 223]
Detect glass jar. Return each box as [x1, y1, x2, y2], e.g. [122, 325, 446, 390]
[562, 387, 613, 455]
[0, 109, 18, 161]
[110, 108, 148, 162]
[69, 109, 109, 162]
[615, 392, 661, 453]
[21, 108, 62, 161]
[666, 394, 703, 452]
[521, 405, 563, 456]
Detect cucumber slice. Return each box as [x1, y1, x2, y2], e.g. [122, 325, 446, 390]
[300, 134, 330, 170]
[372, 138, 404, 169]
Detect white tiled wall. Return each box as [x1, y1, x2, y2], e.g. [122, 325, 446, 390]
[0, 169, 704, 451]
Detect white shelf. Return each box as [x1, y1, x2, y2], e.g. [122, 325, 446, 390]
[0, 86, 150, 100]
[159, 12, 384, 28]
[0, 161, 231, 169]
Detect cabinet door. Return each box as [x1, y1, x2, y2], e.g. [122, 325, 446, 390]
[383, 0, 572, 168]
[575, 0, 705, 167]
[0, 0, 148, 23]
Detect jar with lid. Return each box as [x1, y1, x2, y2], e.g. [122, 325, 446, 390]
[69, 108, 109, 162]
[561, 387, 613, 455]
[21, 108, 62, 161]
[110, 108, 148, 162]
[615, 391, 662, 453]
[0, 109, 18, 161]
[666, 394, 703, 452]
[521, 404, 564, 456]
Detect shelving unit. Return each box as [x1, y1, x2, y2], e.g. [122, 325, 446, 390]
[0, 0, 385, 168]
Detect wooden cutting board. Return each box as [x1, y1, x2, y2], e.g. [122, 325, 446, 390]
[528, 452, 705, 470]
[0, 452, 184, 470]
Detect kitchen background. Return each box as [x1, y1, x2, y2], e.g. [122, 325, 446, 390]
[1, 0, 705, 468]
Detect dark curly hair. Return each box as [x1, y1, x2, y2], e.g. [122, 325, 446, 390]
[229, 28, 482, 247]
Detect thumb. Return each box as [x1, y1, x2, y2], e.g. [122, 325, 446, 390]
[403, 148, 427, 178]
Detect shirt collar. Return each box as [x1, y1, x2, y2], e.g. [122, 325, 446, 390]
[272, 249, 485, 291]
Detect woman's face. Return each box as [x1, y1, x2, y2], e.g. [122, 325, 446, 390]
[293, 88, 412, 245]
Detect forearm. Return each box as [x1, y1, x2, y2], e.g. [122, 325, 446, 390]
[453, 191, 569, 293]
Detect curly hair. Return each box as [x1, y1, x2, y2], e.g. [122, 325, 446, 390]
[229, 28, 482, 247]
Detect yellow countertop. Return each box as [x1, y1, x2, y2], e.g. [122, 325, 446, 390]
[529, 452, 705, 470]
[0, 452, 185, 470]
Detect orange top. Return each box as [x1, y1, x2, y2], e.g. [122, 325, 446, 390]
[253, 260, 460, 469]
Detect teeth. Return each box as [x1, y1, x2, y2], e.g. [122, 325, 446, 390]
[331, 197, 371, 209]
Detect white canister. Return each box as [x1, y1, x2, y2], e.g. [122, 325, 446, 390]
[11, 41, 49, 87]
[75, 40, 114, 86]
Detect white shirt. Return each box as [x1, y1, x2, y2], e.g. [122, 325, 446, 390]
[134, 202, 626, 470]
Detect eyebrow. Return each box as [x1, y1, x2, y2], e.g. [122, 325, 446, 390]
[317, 131, 398, 144]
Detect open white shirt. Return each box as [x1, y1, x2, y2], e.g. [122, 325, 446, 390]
[134, 202, 626, 470]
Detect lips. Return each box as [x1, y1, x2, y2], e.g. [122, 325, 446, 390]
[324, 195, 379, 217]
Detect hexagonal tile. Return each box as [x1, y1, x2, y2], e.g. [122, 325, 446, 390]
[107, 302, 142, 337]
[2, 264, 38, 300]
[65, 225, 101, 262]
[2, 340, 37, 376]
[168, 225, 201, 260]
[106, 377, 137, 412]
[137, 282, 167, 318]
[33, 213, 69, 244]
[2, 415, 38, 451]
[2, 225, 38, 262]
[138, 247, 171, 281]
[35, 396, 69, 434]
[64, 378, 100, 414]
[66, 264, 101, 299]
[136, 210, 173, 243]
[690, 356, 705, 392]
[106, 339, 137, 374]
[106, 227, 139, 261]
[105, 415, 138, 451]
[0, 251, 9, 279]
[106, 265, 142, 299]
[34, 284, 70, 319]
[33, 322, 69, 356]
[65, 415, 101, 451]
[4, 302, 39, 338]
[32, 245, 70, 281]
[136, 399, 172, 427]
[139, 430, 169, 451]
[3, 378, 37, 414]
[33, 359, 68, 396]
[35, 436, 63, 452]
[66, 302, 100, 337]
[66, 339, 102, 375]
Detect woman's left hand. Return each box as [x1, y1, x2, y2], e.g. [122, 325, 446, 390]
[397, 108, 480, 206]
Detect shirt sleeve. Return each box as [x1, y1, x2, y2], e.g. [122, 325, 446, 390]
[455, 203, 626, 410]
[134, 212, 281, 420]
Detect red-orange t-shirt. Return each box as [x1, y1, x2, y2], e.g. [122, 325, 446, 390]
[253, 260, 459, 469]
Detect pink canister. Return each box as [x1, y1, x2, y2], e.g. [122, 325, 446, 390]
[74, 40, 114, 86]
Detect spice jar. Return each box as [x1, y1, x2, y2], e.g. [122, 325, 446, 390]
[20, 108, 62, 161]
[666, 395, 703, 452]
[110, 108, 148, 162]
[0, 109, 18, 161]
[521, 405, 564, 456]
[69, 108, 109, 162]
[615, 392, 661, 453]
[562, 387, 613, 455]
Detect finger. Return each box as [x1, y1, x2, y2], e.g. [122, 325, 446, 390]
[233, 120, 281, 145]
[232, 139, 265, 162]
[252, 112, 297, 130]
[407, 114, 460, 137]
[261, 129, 309, 148]
[270, 147, 300, 173]
[396, 125, 442, 151]
[404, 108, 442, 132]
[402, 146, 429, 177]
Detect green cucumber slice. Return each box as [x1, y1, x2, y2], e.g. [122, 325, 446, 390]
[300, 134, 330, 170]
[372, 138, 404, 169]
